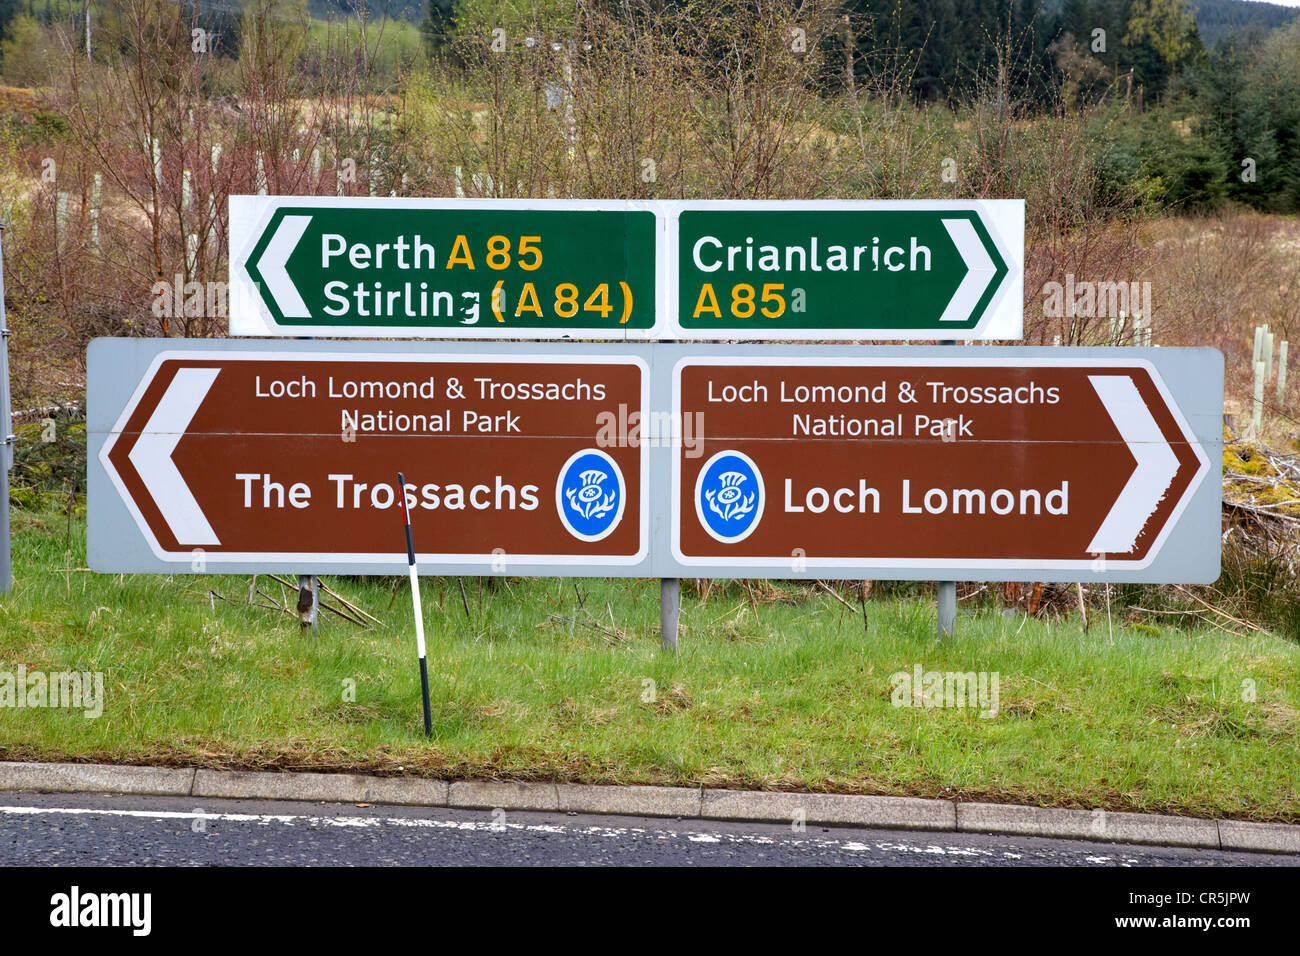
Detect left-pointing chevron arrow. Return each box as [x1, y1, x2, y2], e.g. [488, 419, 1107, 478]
[252, 214, 312, 319]
[123, 367, 221, 547]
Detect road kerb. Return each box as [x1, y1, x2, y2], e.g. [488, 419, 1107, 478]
[1218, 819, 1300, 854]
[0, 760, 194, 797]
[556, 783, 701, 818]
[2, 761, 1298, 854]
[449, 780, 559, 812]
[192, 769, 448, 807]
[701, 789, 956, 830]
[957, 802, 1220, 849]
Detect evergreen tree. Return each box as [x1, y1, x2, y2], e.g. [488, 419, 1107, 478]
[423, 0, 455, 54]
[0, 0, 19, 53]
[1126, 0, 1197, 71]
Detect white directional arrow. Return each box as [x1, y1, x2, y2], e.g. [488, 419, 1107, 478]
[127, 367, 222, 547]
[938, 217, 998, 323]
[255, 214, 312, 319]
[1086, 375, 1181, 555]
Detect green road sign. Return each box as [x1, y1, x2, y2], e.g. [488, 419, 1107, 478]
[670, 200, 1022, 340]
[231, 198, 659, 339]
[231, 198, 1023, 340]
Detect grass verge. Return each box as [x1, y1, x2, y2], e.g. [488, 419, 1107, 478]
[2, 504, 1298, 822]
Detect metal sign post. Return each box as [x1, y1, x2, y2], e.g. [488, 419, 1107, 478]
[0, 222, 13, 595]
[937, 582, 957, 639]
[660, 577, 679, 652]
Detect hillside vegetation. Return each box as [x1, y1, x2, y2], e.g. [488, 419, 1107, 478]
[0, 0, 1297, 637]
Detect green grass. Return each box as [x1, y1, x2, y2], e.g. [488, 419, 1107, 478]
[2, 503, 1298, 822]
[305, 15, 425, 77]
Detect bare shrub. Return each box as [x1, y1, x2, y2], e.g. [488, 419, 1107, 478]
[408, 1, 848, 201]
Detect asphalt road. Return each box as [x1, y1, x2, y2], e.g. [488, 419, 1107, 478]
[0, 790, 1295, 866]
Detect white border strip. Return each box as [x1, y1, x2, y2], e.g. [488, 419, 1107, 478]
[99, 351, 651, 566]
[662, 198, 1024, 341]
[228, 197, 1023, 341]
[229, 196, 668, 340]
[669, 355, 1210, 571]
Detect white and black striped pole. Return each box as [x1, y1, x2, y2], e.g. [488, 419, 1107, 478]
[397, 472, 432, 737]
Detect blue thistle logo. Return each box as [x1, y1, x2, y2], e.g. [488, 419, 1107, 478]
[556, 449, 625, 542]
[695, 450, 764, 543]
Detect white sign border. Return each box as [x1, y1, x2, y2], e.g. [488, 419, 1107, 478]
[669, 354, 1210, 571]
[229, 196, 670, 341]
[99, 350, 652, 567]
[662, 198, 1024, 341]
[228, 197, 1024, 342]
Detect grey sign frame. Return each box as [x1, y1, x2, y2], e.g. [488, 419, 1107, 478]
[89, 338, 1222, 583]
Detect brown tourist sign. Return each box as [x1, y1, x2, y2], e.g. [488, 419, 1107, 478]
[90, 341, 1220, 581]
[94, 346, 647, 570]
[672, 354, 1216, 577]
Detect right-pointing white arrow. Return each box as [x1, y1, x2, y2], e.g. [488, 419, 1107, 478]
[938, 217, 998, 323]
[257, 214, 312, 319]
[1087, 375, 1181, 555]
[127, 367, 221, 547]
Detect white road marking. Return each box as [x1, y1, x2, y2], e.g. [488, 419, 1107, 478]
[0, 805, 1168, 862]
[0, 804, 823, 850]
